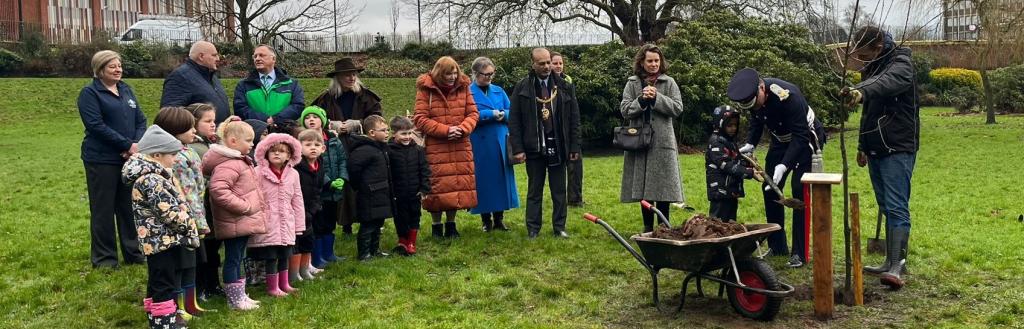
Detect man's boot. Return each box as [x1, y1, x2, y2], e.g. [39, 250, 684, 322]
[864, 225, 892, 275]
[880, 226, 909, 290]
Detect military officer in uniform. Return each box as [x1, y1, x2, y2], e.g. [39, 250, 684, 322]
[727, 68, 825, 268]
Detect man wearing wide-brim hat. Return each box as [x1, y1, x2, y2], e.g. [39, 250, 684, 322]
[311, 57, 383, 236]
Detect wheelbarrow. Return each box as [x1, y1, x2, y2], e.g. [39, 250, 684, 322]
[584, 202, 795, 321]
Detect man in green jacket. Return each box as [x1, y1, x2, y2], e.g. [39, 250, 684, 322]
[234, 45, 305, 123]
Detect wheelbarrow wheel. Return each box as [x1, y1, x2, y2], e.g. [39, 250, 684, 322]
[725, 259, 783, 321]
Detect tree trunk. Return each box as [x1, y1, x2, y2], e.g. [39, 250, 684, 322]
[981, 68, 997, 124]
[618, 22, 642, 46]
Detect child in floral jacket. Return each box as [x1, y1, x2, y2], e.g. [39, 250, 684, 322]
[122, 125, 199, 329]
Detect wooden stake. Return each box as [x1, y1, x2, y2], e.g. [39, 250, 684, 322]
[802, 173, 843, 320]
[851, 193, 864, 306]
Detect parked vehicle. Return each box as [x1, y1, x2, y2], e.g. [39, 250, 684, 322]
[116, 17, 203, 46]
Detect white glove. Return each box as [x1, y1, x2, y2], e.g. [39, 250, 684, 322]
[495, 110, 505, 122]
[739, 143, 755, 155]
[772, 164, 788, 185]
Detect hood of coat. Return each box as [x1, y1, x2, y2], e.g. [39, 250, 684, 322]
[254, 133, 303, 169]
[416, 73, 471, 94]
[122, 153, 172, 183]
[201, 143, 247, 176]
[350, 134, 387, 152]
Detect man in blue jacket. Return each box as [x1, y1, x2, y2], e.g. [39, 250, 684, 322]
[161, 41, 231, 123]
[233, 45, 305, 123]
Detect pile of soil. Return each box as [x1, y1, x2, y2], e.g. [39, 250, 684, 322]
[652, 214, 748, 241]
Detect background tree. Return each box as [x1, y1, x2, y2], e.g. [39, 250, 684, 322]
[391, 0, 402, 50]
[191, 0, 362, 62]
[962, 0, 1024, 124]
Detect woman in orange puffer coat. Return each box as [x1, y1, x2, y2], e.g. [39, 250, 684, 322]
[413, 56, 479, 239]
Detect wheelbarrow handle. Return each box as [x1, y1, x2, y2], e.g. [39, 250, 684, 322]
[582, 213, 652, 271]
[640, 200, 672, 227]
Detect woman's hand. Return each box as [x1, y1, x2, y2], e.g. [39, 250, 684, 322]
[642, 86, 657, 99]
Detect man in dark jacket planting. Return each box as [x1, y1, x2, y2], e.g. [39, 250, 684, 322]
[841, 26, 920, 291]
[508, 48, 581, 239]
[161, 41, 231, 123]
[234, 45, 305, 123]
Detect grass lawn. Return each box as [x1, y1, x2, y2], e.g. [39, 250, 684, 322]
[0, 78, 1022, 328]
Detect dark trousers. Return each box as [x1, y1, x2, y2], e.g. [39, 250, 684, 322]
[147, 246, 183, 303]
[196, 237, 222, 291]
[641, 201, 672, 230]
[84, 162, 144, 267]
[525, 155, 567, 233]
[394, 198, 422, 236]
[567, 154, 584, 204]
[222, 236, 248, 283]
[317, 201, 339, 236]
[710, 199, 739, 221]
[250, 246, 292, 273]
[763, 145, 809, 260]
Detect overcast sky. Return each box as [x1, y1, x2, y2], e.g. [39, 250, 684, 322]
[345, 0, 944, 35]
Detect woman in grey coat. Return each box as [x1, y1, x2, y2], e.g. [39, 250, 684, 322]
[619, 44, 686, 233]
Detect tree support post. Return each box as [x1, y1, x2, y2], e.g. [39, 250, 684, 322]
[801, 173, 843, 320]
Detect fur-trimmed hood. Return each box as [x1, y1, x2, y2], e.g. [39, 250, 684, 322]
[254, 133, 303, 169]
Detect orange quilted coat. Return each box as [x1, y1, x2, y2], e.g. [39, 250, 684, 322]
[413, 73, 480, 212]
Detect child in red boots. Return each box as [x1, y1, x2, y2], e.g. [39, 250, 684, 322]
[248, 133, 305, 297]
[388, 116, 431, 255]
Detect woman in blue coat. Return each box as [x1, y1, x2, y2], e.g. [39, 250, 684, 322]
[468, 57, 519, 232]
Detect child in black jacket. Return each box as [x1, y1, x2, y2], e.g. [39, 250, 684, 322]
[705, 105, 760, 221]
[387, 116, 431, 255]
[293, 129, 325, 280]
[347, 115, 394, 261]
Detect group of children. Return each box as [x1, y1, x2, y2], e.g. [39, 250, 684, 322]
[123, 103, 430, 328]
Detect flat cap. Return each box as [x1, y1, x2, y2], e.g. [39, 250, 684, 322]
[727, 68, 761, 110]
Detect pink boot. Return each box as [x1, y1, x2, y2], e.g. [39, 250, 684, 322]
[143, 297, 152, 312]
[278, 270, 297, 293]
[265, 273, 288, 297]
[238, 278, 261, 305]
[225, 281, 259, 311]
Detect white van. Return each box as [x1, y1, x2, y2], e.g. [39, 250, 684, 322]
[116, 18, 204, 46]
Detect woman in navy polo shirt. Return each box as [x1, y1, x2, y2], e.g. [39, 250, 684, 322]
[78, 50, 148, 268]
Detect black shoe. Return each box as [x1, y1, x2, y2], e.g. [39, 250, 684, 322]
[568, 201, 585, 208]
[527, 231, 539, 239]
[432, 223, 444, 238]
[787, 255, 804, 268]
[358, 253, 374, 261]
[482, 218, 493, 232]
[444, 222, 460, 238]
[553, 230, 570, 238]
[493, 218, 510, 231]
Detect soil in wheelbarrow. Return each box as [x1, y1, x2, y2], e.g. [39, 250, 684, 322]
[652, 214, 748, 240]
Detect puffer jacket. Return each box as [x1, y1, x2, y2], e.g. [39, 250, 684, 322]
[347, 135, 394, 221]
[172, 146, 208, 233]
[388, 139, 431, 200]
[202, 143, 268, 240]
[412, 73, 479, 212]
[295, 157, 324, 229]
[122, 154, 200, 256]
[248, 133, 305, 248]
[706, 107, 755, 201]
[321, 130, 348, 202]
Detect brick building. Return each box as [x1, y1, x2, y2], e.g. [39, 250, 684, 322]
[944, 0, 1024, 40]
[0, 0, 232, 44]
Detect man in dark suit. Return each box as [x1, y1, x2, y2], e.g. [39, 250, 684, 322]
[508, 48, 581, 239]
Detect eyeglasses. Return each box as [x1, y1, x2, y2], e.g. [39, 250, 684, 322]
[476, 71, 495, 77]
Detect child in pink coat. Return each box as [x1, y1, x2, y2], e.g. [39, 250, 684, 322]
[248, 133, 305, 297]
[202, 118, 267, 310]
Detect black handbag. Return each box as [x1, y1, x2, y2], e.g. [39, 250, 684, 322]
[613, 107, 653, 151]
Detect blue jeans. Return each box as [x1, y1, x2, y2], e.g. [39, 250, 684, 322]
[868, 152, 916, 229]
[221, 236, 249, 283]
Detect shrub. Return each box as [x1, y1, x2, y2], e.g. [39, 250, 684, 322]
[988, 64, 1024, 113]
[919, 93, 940, 107]
[911, 52, 934, 85]
[0, 48, 24, 75]
[942, 86, 981, 113]
[846, 71, 861, 85]
[930, 68, 982, 95]
[400, 41, 456, 62]
[363, 42, 392, 58]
